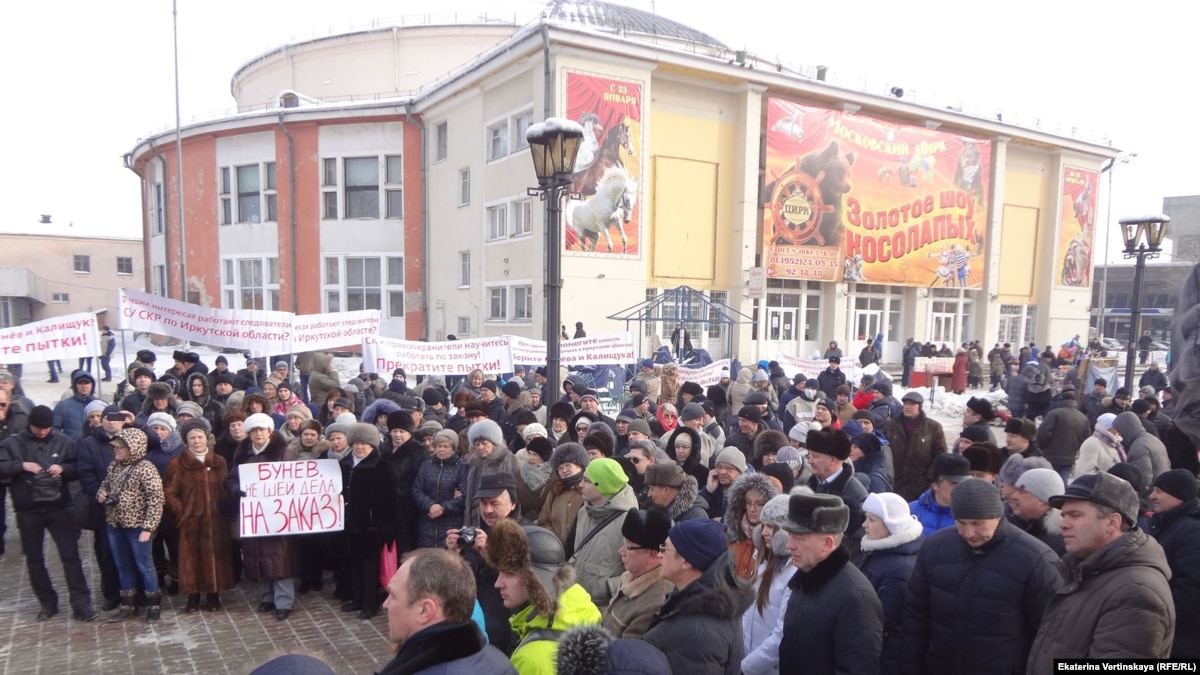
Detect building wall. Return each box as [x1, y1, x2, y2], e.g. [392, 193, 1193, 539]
[0, 234, 143, 326]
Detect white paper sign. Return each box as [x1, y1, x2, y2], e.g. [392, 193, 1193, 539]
[775, 353, 860, 385]
[118, 288, 294, 355]
[678, 359, 731, 387]
[237, 459, 344, 538]
[292, 310, 381, 351]
[505, 332, 638, 366]
[362, 335, 513, 375]
[0, 312, 101, 364]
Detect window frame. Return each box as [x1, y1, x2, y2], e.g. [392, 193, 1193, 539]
[219, 255, 281, 310]
[322, 254, 405, 319]
[459, 251, 471, 288]
[514, 285, 533, 322]
[51, 292, 70, 303]
[458, 168, 471, 206]
[486, 203, 508, 242]
[487, 285, 508, 321]
[512, 198, 533, 237]
[116, 257, 134, 276]
[513, 111, 533, 152]
[435, 122, 448, 163]
[343, 156, 380, 220]
[235, 164, 262, 223]
[385, 154, 403, 220]
[487, 119, 510, 161]
[73, 254, 91, 274]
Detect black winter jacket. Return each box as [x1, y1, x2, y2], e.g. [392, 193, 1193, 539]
[412, 453, 467, 549]
[902, 519, 1062, 674]
[857, 532, 923, 675]
[0, 429, 79, 511]
[782, 544, 883, 675]
[340, 449, 398, 557]
[1151, 498, 1200, 657]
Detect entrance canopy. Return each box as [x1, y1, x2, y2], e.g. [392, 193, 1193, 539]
[607, 285, 754, 359]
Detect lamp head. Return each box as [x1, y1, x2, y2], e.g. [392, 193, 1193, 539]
[1118, 214, 1170, 253]
[526, 118, 584, 182]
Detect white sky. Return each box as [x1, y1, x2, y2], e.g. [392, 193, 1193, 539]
[1, 0, 1194, 263]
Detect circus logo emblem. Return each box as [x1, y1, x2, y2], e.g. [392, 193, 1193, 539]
[563, 71, 643, 257]
[1056, 165, 1100, 289]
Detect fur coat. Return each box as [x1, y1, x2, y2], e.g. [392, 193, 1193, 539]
[164, 448, 234, 594]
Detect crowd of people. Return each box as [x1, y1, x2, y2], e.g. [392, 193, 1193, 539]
[0, 337, 1197, 674]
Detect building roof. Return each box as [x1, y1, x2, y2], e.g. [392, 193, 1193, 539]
[542, 0, 725, 48]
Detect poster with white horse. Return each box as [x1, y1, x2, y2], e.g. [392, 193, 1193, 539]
[564, 70, 643, 257]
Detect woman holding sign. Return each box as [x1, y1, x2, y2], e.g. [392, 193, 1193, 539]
[164, 419, 233, 613]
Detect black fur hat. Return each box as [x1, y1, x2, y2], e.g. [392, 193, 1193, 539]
[620, 507, 671, 551]
[805, 427, 851, 460]
[555, 624, 671, 675]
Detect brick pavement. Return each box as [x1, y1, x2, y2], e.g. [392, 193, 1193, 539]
[0, 516, 395, 675]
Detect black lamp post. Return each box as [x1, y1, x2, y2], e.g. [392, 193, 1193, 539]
[526, 118, 583, 401]
[1119, 214, 1170, 389]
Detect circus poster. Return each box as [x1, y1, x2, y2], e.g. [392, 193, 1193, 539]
[563, 71, 643, 257]
[762, 98, 992, 288]
[1055, 165, 1100, 289]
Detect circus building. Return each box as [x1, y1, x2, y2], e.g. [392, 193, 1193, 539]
[127, 0, 1117, 361]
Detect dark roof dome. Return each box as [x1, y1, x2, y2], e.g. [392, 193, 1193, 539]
[543, 0, 726, 48]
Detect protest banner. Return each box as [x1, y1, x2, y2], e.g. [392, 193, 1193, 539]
[678, 359, 731, 387]
[238, 459, 344, 538]
[775, 353, 860, 385]
[118, 288, 294, 355]
[362, 335, 512, 375]
[561, 332, 637, 365]
[0, 312, 100, 364]
[292, 310, 381, 351]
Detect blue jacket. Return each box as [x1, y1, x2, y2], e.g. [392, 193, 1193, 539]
[76, 426, 118, 499]
[909, 489, 954, 537]
[54, 391, 98, 440]
[412, 453, 467, 549]
[857, 531, 923, 675]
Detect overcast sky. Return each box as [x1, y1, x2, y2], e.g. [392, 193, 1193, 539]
[1, 0, 1192, 263]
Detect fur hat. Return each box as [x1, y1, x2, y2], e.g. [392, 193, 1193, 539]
[387, 411, 415, 432]
[668, 519, 727, 572]
[950, 478, 1005, 520]
[346, 422, 380, 448]
[643, 460, 686, 488]
[1004, 417, 1037, 440]
[147, 381, 173, 400]
[178, 419, 209, 441]
[620, 507, 672, 550]
[962, 442, 1007, 475]
[805, 428, 851, 460]
[526, 437, 554, 463]
[243, 413, 275, 433]
[782, 492, 850, 535]
[550, 442, 590, 472]
[582, 424, 615, 458]
[467, 419, 504, 446]
[1016, 468, 1066, 505]
[958, 425, 992, 444]
[176, 400, 204, 420]
[754, 430, 790, 460]
[966, 397, 996, 420]
[863, 492, 922, 538]
[997, 453, 1053, 488]
[483, 520, 566, 618]
[147, 412, 176, 431]
[555, 624, 672, 675]
[463, 400, 490, 418]
[550, 402, 577, 423]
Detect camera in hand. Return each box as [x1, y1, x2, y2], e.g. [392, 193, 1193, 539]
[457, 526, 478, 547]
[104, 493, 120, 507]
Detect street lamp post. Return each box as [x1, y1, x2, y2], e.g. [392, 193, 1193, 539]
[1119, 214, 1170, 390]
[526, 118, 583, 402]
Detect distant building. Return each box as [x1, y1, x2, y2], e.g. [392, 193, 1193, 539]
[0, 228, 143, 328]
[126, 0, 1118, 361]
[1164, 195, 1200, 261]
[1091, 261, 1192, 343]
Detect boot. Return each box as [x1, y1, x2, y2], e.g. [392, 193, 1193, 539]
[204, 593, 222, 612]
[144, 592, 162, 622]
[108, 590, 138, 622]
[184, 594, 200, 613]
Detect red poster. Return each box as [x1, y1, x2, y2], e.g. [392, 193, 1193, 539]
[1056, 165, 1100, 288]
[563, 71, 643, 257]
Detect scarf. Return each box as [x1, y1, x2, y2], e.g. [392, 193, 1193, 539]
[328, 446, 352, 461]
[188, 446, 209, 461]
[656, 407, 678, 433]
[1095, 428, 1127, 463]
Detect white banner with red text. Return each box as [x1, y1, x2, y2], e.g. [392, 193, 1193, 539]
[678, 359, 732, 387]
[238, 459, 344, 538]
[116, 288, 380, 355]
[0, 312, 101, 364]
[361, 332, 638, 375]
[775, 353, 860, 386]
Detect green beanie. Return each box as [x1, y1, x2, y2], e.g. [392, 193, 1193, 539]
[585, 458, 629, 498]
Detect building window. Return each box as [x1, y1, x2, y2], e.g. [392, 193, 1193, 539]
[219, 167, 232, 225]
[488, 287, 507, 320]
[514, 112, 533, 151]
[435, 122, 448, 163]
[385, 155, 403, 219]
[264, 162, 277, 222]
[153, 265, 167, 296]
[236, 164, 261, 223]
[152, 182, 164, 235]
[708, 291, 727, 339]
[322, 158, 338, 219]
[459, 168, 471, 206]
[512, 199, 532, 236]
[73, 254, 90, 273]
[486, 204, 508, 241]
[220, 256, 280, 310]
[514, 285, 533, 321]
[52, 292, 69, 303]
[457, 316, 471, 336]
[117, 257, 134, 275]
[488, 121, 509, 161]
[323, 255, 405, 318]
[344, 157, 379, 219]
[459, 251, 471, 287]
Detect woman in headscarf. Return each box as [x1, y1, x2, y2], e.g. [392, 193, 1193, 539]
[650, 402, 678, 439]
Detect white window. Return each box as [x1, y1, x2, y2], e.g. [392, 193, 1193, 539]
[514, 112, 533, 151]
[457, 316, 471, 336]
[322, 158, 338, 219]
[344, 157, 379, 219]
[514, 285, 533, 321]
[512, 199, 533, 236]
[117, 257, 134, 275]
[264, 162, 277, 222]
[219, 167, 232, 225]
[52, 292, 69, 303]
[435, 122, 448, 163]
[488, 286, 507, 320]
[459, 251, 471, 287]
[488, 121, 509, 161]
[459, 168, 471, 206]
[220, 256, 280, 310]
[385, 154, 403, 219]
[486, 204, 508, 241]
[73, 255, 90, 273]
[153, 265, 167, 297]
[322, 255, 405, 318]
[236, 164, 261, 223]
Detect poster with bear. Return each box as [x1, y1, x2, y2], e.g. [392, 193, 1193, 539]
[762, 98, 992, 288]
[563, 71, 644, 257]
[1055, 165, 1100, 289]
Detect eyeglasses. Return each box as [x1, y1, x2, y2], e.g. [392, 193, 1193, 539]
[628, 456, 643, 464]
[744, 500, 767, 509]
[622, 543, 654, 551]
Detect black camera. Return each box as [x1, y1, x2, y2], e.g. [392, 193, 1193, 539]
[104, 493, 121, 507]
[457, 526, 478, 547]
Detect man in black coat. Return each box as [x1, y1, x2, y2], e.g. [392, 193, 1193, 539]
[903, 478, 1061, 674]
[779, 491, 882, 675]
[1035, 392, 1092, 483]
[1149, 469, 1200, 658]
[817, 357, 848, 401]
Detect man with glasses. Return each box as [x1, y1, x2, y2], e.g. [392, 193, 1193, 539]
[603, 507, 674, 638]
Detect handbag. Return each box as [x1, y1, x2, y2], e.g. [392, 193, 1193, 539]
[379, 540, 399, 588]
[28, 471, 63, 504]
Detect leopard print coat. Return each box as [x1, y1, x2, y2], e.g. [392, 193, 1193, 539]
[101, 427, 164, 531]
